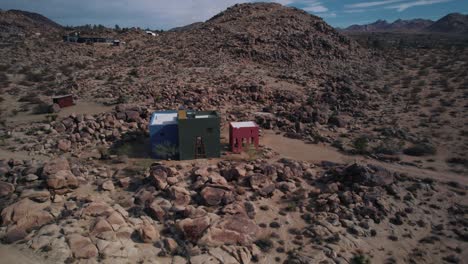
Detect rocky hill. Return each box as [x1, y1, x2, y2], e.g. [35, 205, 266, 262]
[0, 9, 62, 36]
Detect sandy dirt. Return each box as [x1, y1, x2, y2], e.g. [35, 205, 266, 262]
[262, 131, 468, 185]
[0, 244, 48, 264]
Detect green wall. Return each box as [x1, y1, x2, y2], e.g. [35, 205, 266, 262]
[178, 113, 220, 160]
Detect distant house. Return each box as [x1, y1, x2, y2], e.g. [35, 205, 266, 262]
[145, 31, 158, 36]
[52, 94, 74, 108]
[229, 121, 259, 153]
[63, 33, 115, 44]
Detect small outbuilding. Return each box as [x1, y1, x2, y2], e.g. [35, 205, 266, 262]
[52, 94, 74, 108]
[178, 110, 220, 160]
[229, 121, 259, 153]
[149, 111, 179, 159]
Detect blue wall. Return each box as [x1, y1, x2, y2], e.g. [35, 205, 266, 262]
[149, 111, 179, 159]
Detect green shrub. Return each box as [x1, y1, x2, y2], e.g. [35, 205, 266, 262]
[353, 136, 369, 154]
[351, 254, 370, 264]
[373, 139, 404, 155]
[254, 238, 274, 253]
[403, 143, 436, 156]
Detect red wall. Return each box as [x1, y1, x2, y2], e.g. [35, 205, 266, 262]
[53, 96, 74, 108]
[229, 124, 259, 153]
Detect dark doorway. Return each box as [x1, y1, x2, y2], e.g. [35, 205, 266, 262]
[195, 136, 206, 158]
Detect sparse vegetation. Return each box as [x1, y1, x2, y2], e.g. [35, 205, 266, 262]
[403, 143, 437, 156]
[353, 136, 369, 154]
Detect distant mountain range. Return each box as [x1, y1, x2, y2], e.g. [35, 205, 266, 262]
[343, 13, 468, 34]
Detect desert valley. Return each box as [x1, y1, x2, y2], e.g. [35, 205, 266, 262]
[0, 3, 467, 264]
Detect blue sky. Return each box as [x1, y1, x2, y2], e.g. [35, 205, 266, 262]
[0, 0, 467, 29]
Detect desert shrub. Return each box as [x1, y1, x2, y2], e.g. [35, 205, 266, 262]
[0, 72, 8, 83]
[254, 238, 274, 253]
[373, 139, 404, 155]
[439, 98, 455, 107]
[116, 95, 129, 104]
[418, 69, 429, 76]
[25, 71, 43, 83]
[46, 114, 58, 122]
[246, 144, 259, 160]
[351, 254, 370, 264]
[416, 80, 426, 87]
[128, 68, 139, 77]
[331, 139, 344, 150]
[97, 145, 110, 160]
[353, 136, 369, 154]
[427, 91, 440, 98]
[74, 61, 87, 70]
[0, 64, 9, 72]
[154, 141, 178, 160]
[403, 143, 436, 156]
[446, 157, 468, 167]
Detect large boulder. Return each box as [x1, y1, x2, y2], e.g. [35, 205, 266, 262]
[249, 173, 275, 196]
[1, 199, 54, 242]
[177, 216, 213, 242]
[200, 186, 234, 206]
[199, 216, 259, 246]
[138, 221, 160, 243]
[342, 163, 394, 187]
[42, 158, 70, 176]
[46, 170, 78, 190]
[67, 234, 98, 259]
[42, 158, 78, 190]
[168, 186, 191, 208]
[0, 181, 14, 197]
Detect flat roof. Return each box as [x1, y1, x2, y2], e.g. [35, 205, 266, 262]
[230, 121, 257, 128]
[151, 112, 178, 125]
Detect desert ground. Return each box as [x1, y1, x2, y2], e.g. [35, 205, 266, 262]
[0, 3, 467, 264]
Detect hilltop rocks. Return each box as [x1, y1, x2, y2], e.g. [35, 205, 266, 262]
[177, 216, 213, 242]
[201, 185, 234, 206]
[138, 221, 160, 243]
[338, 163, 395, 187]
[42, 158, 79, 190]
[0, 181, 14, 196]
[249, 173, 275, 196]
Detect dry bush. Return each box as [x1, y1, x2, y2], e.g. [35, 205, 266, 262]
[403, 143, 436, 156]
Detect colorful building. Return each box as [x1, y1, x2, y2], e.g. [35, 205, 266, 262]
[149, 110, 220, 160]
[149, 111, 179, 159]
[52, 94, 74, 108]
[229, 121, 259, 153]
[178, 110, 220, 160]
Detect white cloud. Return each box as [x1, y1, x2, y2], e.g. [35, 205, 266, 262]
[321, 12, 337, 18]
[386, 0, 454, 11]
[345, 0, 406, 9]
[343, 9, 367, 13]
[303, 1, 329, 13]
